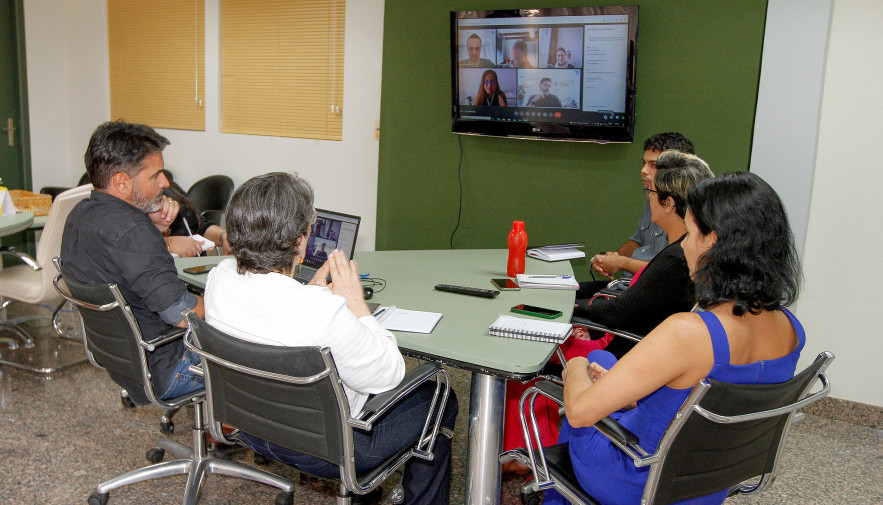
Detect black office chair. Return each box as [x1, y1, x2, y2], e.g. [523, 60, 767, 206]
[500, 351, 835, 505]
[183, 312, 454, 505]
[39, 173, 93, 201]
[187, 175, 234, 217]
[52, 260, 295, 505]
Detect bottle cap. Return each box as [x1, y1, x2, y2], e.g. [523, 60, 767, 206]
[512, 220, 525, 230]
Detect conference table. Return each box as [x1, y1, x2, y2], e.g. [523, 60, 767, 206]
[177, 249, 575, 505]
[0, 211, 34, 237]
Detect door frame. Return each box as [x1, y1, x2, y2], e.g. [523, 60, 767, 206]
[5, 0, 31, 190]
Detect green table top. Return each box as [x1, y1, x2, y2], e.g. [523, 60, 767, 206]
[176, 249, 576, 379]
[0, 211, 34, 237]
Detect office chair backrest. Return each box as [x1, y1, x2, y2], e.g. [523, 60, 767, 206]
[647, 351, 834, 505]
[36, 184, 92, 266]
[187, 175, 234, 213]
[55, 268, 147, 385]
[187, 314, 349, 464]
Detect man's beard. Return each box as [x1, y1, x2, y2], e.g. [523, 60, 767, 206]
[132, 184, 163, 213]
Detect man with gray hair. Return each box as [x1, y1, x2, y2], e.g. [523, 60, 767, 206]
[61, 120, 204, 402]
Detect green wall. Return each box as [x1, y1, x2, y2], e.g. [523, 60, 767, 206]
[377, 1, 767, 255]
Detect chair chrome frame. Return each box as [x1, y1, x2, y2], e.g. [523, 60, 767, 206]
[500, 351, 835, 505]
[52, 260, 295, 505]
[184, 312, 453, 504]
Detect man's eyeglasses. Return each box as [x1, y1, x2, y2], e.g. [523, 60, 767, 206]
[483, 80, 496, 86]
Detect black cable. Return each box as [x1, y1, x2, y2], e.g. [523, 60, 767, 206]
[449, 134, 464, 249]
[360, 277, 386, 293]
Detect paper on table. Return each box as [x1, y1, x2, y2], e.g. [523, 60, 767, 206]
[516, 274, 579, 290]
[373, 306, 443, 334]
[527, 245, 585, 262]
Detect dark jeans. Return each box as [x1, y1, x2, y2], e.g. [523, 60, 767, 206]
[242, 382, 459, 505]
[159, 348, 204, 400]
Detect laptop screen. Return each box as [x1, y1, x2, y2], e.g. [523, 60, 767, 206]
[302, 208, 361, 269]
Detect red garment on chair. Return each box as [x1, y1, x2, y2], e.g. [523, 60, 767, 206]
[502, 332, 613, 451]
[502, 265, 648, 452]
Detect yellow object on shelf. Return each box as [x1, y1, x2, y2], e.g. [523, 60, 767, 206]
[8, 189, 52, 216]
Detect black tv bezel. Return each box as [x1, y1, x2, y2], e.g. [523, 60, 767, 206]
[450, 6, 639, 143]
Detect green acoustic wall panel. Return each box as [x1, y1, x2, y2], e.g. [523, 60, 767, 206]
[378, 0, 767, 256]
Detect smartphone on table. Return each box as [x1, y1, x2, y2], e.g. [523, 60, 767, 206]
[183, 264, 216, 275]
[491, 278, 520, 291]
[511, 304, 563, 319]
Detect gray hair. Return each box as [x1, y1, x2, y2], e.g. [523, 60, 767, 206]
[84, 120, 170, 189]
[225, 172, 315, 275]
[654, 150, 714, 218]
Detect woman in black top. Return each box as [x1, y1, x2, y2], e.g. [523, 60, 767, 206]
[574, 151, 714, 357]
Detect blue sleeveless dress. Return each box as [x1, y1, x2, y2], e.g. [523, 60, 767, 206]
[544, 309, 806, 505]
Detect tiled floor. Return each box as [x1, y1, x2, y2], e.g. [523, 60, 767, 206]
[1, 303, 881, 504]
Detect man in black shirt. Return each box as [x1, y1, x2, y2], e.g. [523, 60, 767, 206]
[61, 120, 205, 402]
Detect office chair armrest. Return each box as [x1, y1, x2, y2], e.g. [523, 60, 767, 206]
[0, 246, 40, 270]
[570, 315, 644, 343]
[143, 326, 187, 351]
[357, 362, 442, 420]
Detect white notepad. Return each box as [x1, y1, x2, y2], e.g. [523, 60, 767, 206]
[488, 315, 572, 343]
[373, 306, 442, 334]
[527, 244, 586, 262]
[516, 274, 579, 290]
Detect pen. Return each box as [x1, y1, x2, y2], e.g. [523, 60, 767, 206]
[527, 274, 572, 279]
[373, 308, 387, 318]
[182, 217, 193, 237]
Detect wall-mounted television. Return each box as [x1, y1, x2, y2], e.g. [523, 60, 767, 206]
[451, 6, 638, 143]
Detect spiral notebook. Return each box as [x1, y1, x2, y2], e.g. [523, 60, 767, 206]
[488, 315, 572, 343]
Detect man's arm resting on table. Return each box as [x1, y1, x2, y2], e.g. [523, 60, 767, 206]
[158, 291, 205, 328]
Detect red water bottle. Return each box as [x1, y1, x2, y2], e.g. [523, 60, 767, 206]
[507, 220, 528, 277]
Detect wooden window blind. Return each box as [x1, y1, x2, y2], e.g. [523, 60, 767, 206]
[107, 0, 205, 131]
[221, 0, 345, 141]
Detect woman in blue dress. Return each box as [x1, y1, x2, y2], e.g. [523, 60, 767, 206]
[545, 172, 805, 505]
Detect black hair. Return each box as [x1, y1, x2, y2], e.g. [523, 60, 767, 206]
[643, 132, 695, 154]
[84, 120, 170, 189]
[687, 172, 800, 316]
[225, 172, 315, 275]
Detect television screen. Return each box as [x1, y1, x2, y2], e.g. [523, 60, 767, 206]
[451, 6, 638, 142]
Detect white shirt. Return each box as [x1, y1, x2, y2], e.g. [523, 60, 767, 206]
[204, 258, 405, 414]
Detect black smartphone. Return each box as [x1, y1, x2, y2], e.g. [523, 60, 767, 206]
[491, 278, 520, 291]
[511, 304, 563, 319]
[183, 264, 216, 275]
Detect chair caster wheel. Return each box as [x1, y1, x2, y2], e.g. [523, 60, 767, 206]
[120, 394, 135, 409]
[521, 490, 541, 505]
[254, 452, 270, 465]
[88, 491, 109, 505]
[146, 447, 165, 464]
[275, 491, 294, 505]
[160, 420, 174, 435]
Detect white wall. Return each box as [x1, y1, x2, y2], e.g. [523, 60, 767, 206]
[24, 0, 384, 251]
[755, 0, 881, 406]
[795, 0, 883, 406]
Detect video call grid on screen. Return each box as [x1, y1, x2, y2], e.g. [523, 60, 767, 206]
[304, 209, 360, 268]
[456, 13, 630, 123]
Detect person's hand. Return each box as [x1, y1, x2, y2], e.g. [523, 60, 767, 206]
[588, 362, 608, 383]
[148, 195, 179, 231]
[324, 250, 371, 317]
[562, 356, 588, 383]
[167, 236, 203, 257]
[590, 252, 623, 279]
[220, 230, 232, 255]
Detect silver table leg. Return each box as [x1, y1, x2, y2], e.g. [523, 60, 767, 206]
[465, 372, 506, 505]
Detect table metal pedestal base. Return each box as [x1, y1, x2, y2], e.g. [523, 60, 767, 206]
[465, 372, 506, 505]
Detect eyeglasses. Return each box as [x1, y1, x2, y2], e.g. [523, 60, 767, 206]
[644, 187, 658, 199]
[483, 80, 496, 86]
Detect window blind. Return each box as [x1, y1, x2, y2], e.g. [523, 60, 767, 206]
[107, 0, 205, 131]
[221, 0, 345, 141]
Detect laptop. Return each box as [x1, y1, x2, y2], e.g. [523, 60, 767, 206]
[294, 208, 361, 284]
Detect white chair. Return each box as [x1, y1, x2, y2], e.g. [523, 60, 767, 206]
[0, 184, 92, 373]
